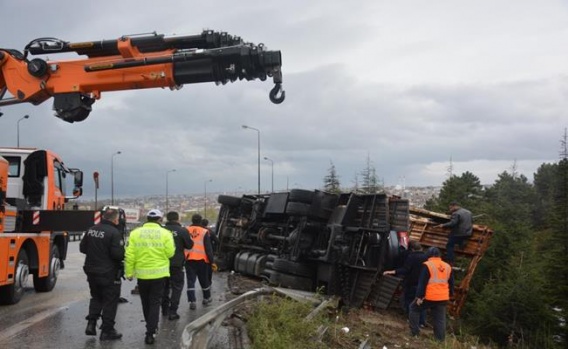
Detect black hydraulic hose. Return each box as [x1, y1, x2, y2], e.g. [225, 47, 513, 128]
[27, 31, 244, 57]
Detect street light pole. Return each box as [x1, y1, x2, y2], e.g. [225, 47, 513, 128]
[111, 151, 121, 205]
[264, 156, 274, 192]
[204, 179, 212, 219]
[17, 115, 29, 147]
[166, 169, 176, 212]
[242, 125, 261, 196]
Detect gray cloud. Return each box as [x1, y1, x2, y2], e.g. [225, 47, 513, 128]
[1, 0, 567, 199]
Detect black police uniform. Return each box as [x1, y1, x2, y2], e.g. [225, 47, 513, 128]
[162, 221, 194, 319]
[80, 218, 125, 338]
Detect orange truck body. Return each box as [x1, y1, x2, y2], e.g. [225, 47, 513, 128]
[0, 147, 93, 304]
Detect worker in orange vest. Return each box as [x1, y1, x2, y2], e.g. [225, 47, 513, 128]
[184, 214, 214, 310]
[409, 247, 454, 341]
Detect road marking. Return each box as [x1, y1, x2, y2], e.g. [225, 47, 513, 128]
[0, 305, 69, 342]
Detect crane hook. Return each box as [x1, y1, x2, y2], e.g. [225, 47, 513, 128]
[269, 83, 285, 104]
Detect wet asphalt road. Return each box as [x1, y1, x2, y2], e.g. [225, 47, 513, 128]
[0, 241, 231, 349]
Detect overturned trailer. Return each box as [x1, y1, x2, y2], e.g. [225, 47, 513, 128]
[215, 189, 493, 317]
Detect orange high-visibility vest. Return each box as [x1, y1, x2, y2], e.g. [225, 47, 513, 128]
[185, 225, 209, 263]
[424, 257, 451, 301]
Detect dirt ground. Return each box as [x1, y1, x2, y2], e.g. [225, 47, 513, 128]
[225, 273, 494, 349]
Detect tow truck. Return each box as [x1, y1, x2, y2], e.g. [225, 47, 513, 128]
[0, 147, 101, 304]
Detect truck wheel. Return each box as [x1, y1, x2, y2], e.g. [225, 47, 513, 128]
[288, 189, 314, 204]
[0, 249, 29, 305]
[272, 258, 315, 278]
[34, 245, 60, 292]
[285, 202, 310, 216]
[217, 195, 242, 207]
[268, 270, 314, 291]
[383, 231, 400, 270]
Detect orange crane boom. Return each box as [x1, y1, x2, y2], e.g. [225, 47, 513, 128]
[0, 30, 284, 122]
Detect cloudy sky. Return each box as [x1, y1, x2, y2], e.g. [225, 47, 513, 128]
[1, 0, 567, 199]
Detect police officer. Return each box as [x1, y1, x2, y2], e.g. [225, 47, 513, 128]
[125, 209, 175, 345]
[185, 214, 214, 309]
[80, 207, 124, 341]
[409, 247, 454, 341]
[162, 211, 193, 320]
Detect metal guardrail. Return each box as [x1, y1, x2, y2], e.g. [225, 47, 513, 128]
[68, 232, 83, 241]
[180, 286, 331, 349]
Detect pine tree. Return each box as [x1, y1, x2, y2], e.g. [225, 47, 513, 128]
[351, 173, 360, 193]
[466, 170, 558, 347]
[537, 129, 568, 343]
[359, 154, 381, 194]
[424, 171, 483, 213]
[533, 162, 558, 228]
[323, 160, 341, 194]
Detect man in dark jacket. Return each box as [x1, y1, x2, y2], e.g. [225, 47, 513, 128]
[201, 218, 219, 281]
[383, 240, 428, 326]
[80, 207, 125, 341]
[162, 211, 194, 320]
[437, 201, 473, 264]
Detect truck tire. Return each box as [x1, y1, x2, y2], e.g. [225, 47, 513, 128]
[267, 270, 314, 291]
[0, 249, 29, 305]
[288, 189, 314, 204]
[34, 245, 60, 292]
[217, 195, 242, 207]
[272, 258, 315, 278]
[384, 230, 400, 270]
[285, 202, 310, 216]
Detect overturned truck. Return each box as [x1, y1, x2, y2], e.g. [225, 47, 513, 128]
[215, 189, 493, 317]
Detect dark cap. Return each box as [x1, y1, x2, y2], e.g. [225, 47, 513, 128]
[427, 247, 441, 257]
[191, 214, 202, 224]
[449, 201, 460, 207]
[166, 211, 179, 222]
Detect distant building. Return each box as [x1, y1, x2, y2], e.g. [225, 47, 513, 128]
[123, 207, 140, 224]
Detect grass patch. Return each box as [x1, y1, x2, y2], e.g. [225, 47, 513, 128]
[247, 295, 328, 349]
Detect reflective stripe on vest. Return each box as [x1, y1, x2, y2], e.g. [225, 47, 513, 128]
[186, 226, 209, 263]
[424, 257, 450, 301]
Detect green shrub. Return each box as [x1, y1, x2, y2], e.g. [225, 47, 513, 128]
[247, 295, 328, 349]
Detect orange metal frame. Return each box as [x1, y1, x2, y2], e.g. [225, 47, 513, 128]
[0, 37, 178, 106]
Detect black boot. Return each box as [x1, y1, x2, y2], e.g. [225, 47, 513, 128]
[145, 333, 155, 344]
[85, 320, 97, 336]
[100, 328, 123, 341]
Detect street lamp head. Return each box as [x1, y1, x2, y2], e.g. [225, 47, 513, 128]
[242, 125, 248, 129]
[24, 114, 29, 119]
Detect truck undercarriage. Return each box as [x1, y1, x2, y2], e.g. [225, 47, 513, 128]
[215, 189, 494, 317]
